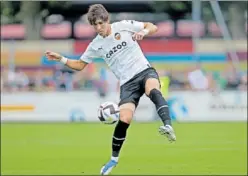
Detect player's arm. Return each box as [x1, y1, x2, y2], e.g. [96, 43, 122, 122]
[143, 22, 158, 36]
[45, 51, 87, 71]
[45, 43, 100, 71]
[120, 20, 158, 40]
[65, 59, 88, 71]
[132, 22, 158, 40]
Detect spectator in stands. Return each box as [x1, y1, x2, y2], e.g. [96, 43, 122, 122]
[187, 63, 210, 91]
[94, 68, 108, 98]
[224, 64, 241, 90]
[27, 73, 37, 92]
[15, 69, 29, 91]
[1, 67, 6, 92]
[53, 64, 65, 91]
[63, 72, 74, 91]
[171, 70, 189, 90]
[238, 72, 247, 91]
[2, 67, 19, 92]
[72, 70, 86, 90]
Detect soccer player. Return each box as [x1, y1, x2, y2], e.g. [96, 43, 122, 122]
[45, 4, 176, 175]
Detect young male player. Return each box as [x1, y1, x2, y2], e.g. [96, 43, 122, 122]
[45, 4, 176, 175]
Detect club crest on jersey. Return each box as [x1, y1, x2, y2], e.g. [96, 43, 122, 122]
[114, 33, 121, 40]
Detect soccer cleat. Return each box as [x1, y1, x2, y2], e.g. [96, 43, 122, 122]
[159, 125, 176, 142]
[100, 160, 118, 175]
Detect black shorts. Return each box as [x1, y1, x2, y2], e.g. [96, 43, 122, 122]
[119, 67, 160, 108]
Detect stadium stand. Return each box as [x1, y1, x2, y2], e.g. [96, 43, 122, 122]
[41, 21, 72, 39]
[151, 21, 175, 38]
[208, 21, 222, 37]
[74, 21, 96, 39]
[1, 24, 26, 40]
[176, 20, 205, 37]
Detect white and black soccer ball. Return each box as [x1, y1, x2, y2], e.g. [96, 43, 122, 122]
[98, 101, 119, 124]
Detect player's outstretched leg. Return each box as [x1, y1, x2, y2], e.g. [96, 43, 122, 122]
[149, 88, 176, 142]
[145, 76, 176, 142]
[101, 105, 133, 175]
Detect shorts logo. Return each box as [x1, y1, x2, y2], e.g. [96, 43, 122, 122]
[114, 33, 121, 40]
[148, 73, 156, 77]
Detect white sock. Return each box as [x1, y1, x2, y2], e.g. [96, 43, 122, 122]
[111, 156, 119, 162]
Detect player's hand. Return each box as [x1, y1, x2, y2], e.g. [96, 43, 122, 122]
[132, 31, 146, 41]
[45, 51, 62, 61]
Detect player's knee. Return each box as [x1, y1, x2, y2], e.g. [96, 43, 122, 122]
[145, 78, 160, 95]
[119, 108, 133, 124]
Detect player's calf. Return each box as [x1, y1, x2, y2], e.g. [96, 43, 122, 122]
[112, 120, 130, 159]
[148, 88, 172, 126]
[113, 106, 134, 156]
[111, 106, 133, 158]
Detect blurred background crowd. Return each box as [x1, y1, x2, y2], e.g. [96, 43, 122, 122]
[1, 1, 247, 95]
[1, 62, 247, 93]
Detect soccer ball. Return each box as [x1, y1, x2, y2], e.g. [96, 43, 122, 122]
[98, 101, 119, 124]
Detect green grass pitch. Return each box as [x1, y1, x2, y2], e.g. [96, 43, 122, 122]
[1, 122, 247, 175]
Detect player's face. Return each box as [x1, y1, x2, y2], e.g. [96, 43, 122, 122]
[93, 19, 110, 37]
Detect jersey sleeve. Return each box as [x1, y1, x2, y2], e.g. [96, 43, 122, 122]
[119, 20, 144, 32]
[79, 43, 100, 63]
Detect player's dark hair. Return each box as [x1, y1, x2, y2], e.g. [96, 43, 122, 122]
[87, 4, 109, 25]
